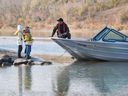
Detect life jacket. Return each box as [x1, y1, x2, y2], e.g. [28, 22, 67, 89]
[57, 22, 67, 34]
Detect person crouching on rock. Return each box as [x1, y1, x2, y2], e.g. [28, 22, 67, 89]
[51, 18, 71, 39]
[23, 27, 33, 59]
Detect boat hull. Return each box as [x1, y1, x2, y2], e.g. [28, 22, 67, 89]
[52, 38, 128, 61]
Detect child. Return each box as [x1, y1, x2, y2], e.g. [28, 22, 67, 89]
[23, 27, 33, 59]
[15, 24, 23, 58]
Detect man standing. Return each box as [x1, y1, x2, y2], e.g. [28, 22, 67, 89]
[51, 18, 71, 39]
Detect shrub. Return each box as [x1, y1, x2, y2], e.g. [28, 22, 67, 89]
[121, 14, 128, 24]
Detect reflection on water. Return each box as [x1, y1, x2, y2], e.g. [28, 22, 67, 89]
[0, 65, 69, 96]
[18, 66, 23, 96]
[18, 66, 32, 96]
[0, 61, 128, 96]
[68, 61, 128, 96]
[24, 66, 32, 90]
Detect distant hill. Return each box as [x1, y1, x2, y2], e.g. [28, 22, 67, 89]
[0, 0, 128, 30]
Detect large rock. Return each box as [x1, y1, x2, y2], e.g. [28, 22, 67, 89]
[0, 51, 52, 66]
[0, 58, 3, 64]
[30, 57, 52, 65]
[13, 57, 52, 66]
[13, 58, 30, 66]
[31, 61, 52, 65]
[41, 61, 52, 65]
[2, 62, 12, 66]
[1, 55, 13, 63]
[0, 55, 14, 67]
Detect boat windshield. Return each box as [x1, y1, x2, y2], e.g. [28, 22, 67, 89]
[103, 29, 126, 42]
[92, 27, 111, 41]
[92, 27, 127, 42]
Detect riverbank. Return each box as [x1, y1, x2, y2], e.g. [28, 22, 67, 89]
[0, 36, 74, 64]
[34, 54, 74, 64]
[0, 49, 74, 66]
[0, 49, 52, 66]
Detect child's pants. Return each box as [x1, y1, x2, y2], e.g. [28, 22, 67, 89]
[18, 45, 22, 58]
[25, 45, 31, 58]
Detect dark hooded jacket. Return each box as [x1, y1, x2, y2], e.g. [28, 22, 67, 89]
[52, 22, 70, 37]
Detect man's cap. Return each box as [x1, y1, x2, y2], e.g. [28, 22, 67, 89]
[57, 18, 63, 22]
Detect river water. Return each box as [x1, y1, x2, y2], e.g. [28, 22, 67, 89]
[0, 37, 128, 96]
[0, 36, 67, 55]
[0, 61, 128, 96]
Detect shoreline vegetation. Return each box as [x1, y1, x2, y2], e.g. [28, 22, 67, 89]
[0, 23, 128, 39]
[0, 0, 128, 39]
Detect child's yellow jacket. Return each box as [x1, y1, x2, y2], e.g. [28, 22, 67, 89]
[23, 33, 33, 45]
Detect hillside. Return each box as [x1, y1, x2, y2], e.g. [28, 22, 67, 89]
[0, 0, 128, 37]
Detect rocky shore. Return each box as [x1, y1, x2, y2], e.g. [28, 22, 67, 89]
[0, 49, 52, 67]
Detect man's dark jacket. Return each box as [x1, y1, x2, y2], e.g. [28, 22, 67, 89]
[52, 22, 70, 37]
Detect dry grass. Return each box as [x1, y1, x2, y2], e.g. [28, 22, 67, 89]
[0, 0, 128, 28]
[0, 27, 16, 36]
[0, 1, 128, 38]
